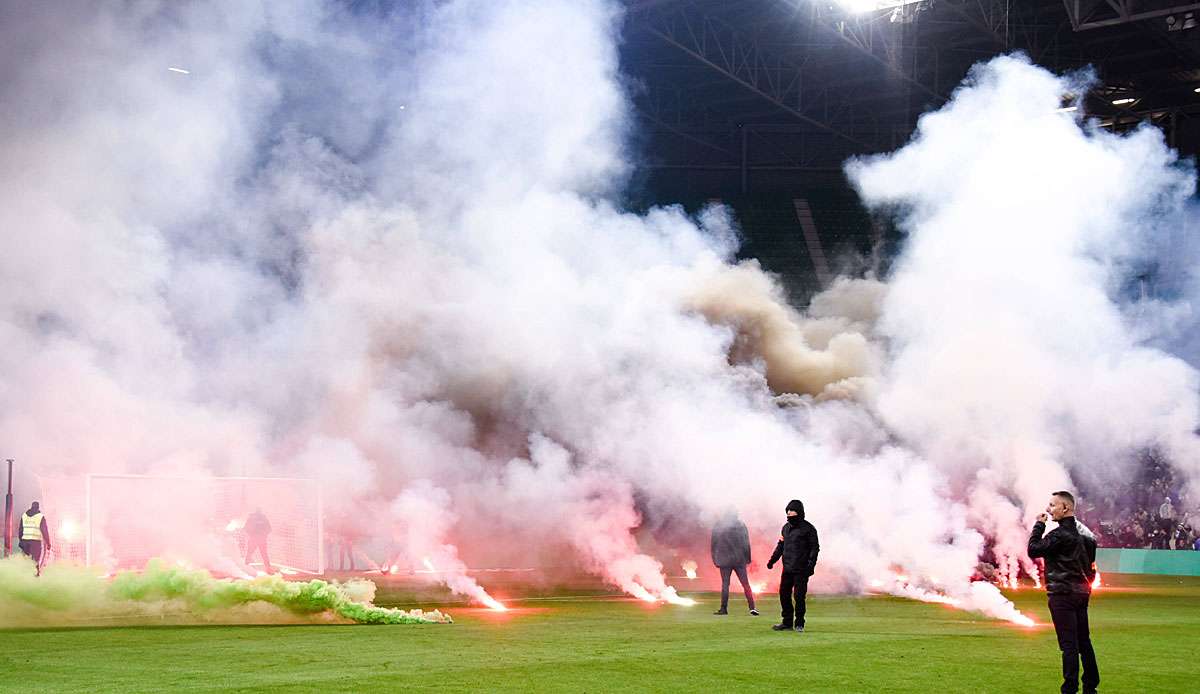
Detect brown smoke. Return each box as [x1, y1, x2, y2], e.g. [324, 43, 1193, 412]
[685, 261, 885, 401]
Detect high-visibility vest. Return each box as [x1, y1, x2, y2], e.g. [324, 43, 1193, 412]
[20, 512, 43, 541]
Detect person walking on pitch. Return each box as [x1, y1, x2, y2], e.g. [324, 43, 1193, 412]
[711, 509, 758, 616]
[18, 501, 51, 576]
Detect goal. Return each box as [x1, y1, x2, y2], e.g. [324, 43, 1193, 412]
[37, 474, 324, 575]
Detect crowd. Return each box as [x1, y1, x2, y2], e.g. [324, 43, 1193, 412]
[1080, 454, 1200, 550]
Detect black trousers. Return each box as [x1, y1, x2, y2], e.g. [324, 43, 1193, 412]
[1048, 593, 1099, 694]
[719, 565, 755, 611]
[18, 539, 43, 564]
[779, 571, 809, 628]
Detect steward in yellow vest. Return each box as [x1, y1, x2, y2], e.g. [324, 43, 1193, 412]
[18, 501, 51, 573]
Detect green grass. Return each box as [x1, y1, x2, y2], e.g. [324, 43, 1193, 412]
[1, 574, 1196, 693]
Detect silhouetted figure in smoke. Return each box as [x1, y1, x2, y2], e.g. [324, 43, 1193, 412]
[767, 499, 819, 633]
[18, 501, 51, 576]
[710, 509, 757, 616]
[1029, 491, 1099, 694]
[337, 530, 358, 571]
[243, 508, 274, 574]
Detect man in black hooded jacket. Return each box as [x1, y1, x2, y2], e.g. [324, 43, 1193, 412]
[767, 499, 819, 632]
[1028, 490, 1099, 694]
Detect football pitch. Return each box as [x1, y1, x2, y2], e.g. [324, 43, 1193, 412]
[1, 574, 1196, 693]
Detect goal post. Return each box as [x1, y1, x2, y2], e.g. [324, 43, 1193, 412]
[39, 474, 324, 575]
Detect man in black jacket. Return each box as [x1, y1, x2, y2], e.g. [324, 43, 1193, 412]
[1028, 490, 1099, 694]
[767, 499, 819, 632]
[710, 510, 758, 616]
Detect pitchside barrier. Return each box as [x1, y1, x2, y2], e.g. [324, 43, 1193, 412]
[1096, 548, 1200, 576]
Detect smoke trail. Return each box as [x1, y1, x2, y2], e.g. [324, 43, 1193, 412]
[0, 556, 449, 626]
[391, 482, 506, 610]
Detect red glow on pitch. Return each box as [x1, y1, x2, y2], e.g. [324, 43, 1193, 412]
[458, 606, 549, 621]
[1091, 570, 1101, 590]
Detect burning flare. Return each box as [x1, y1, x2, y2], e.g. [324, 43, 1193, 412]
[420, 557, 507, 612]
[867, 572, 1036, 627]
[659, 586, 696, 607]
[58, 519, 79, 542]
[681, 560, 698, 580]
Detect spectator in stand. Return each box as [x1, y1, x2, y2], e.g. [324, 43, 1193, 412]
[1158, 497, 1175, 534]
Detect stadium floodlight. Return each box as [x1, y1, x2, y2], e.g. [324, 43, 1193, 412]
[1111, 97, 1136, 105]
[835, 0, 924, 13]
[1194, 87, 1200, 93]
[1056, 105, 1078, 113]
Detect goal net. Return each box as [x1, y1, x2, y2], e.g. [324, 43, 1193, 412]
[37, 475, 324, 575]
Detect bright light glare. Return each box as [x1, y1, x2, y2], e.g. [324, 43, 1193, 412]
[1111, 97, 1136, 105]
[1056, 106, 1078, 113]
[481, 594, 508, 611]
[59, 519, 78, 541]
[167, 67, 190, 74]
[836, 0, 923, 13]
[661, 587, 697, 606]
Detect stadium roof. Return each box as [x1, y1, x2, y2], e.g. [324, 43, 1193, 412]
[621, 0, 1200, 193]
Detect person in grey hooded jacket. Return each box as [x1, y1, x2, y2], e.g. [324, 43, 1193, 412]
[711, 509, 758, 616]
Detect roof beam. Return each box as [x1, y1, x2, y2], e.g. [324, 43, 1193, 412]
[1064, 1, 1200, 30]
[643, 3, 870, 147]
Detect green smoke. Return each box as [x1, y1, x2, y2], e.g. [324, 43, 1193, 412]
[0, 556, 451, 626]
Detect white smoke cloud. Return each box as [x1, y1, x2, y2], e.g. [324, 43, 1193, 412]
[3, 0, 1197, 626]
[849, 54, 1200, 576]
